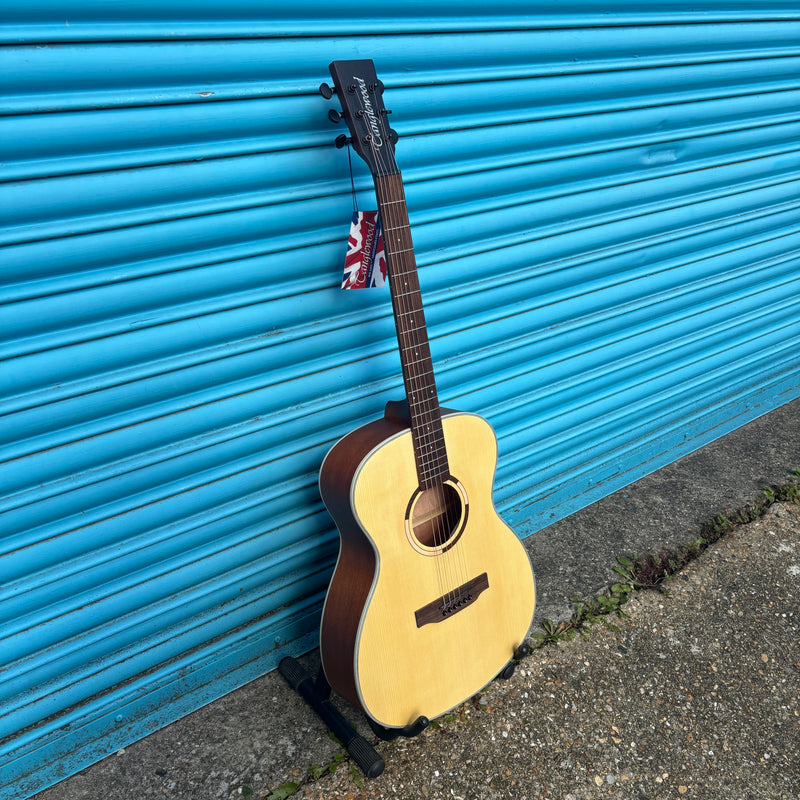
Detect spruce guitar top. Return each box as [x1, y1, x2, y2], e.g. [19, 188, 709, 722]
[318, 60, 536, 731]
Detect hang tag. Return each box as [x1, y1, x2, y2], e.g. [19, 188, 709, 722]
[341, 211, 387, 289]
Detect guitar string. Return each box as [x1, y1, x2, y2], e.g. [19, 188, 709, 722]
[380, 99, 471, 608]
[385, 152, 460, 601]
[385, 177, 464, 607]
[350, 80, 471, 607]
[377, 125, 461, 605]
[349, 84, 457, 602]
[345, 84, 451, 603]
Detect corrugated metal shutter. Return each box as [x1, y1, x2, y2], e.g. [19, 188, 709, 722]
[2, 3, 799, 796]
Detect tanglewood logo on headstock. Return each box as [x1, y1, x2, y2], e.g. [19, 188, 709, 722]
[354, 76, 383, 147]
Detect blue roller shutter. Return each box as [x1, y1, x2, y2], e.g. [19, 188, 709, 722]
[2, 3, 799, 796]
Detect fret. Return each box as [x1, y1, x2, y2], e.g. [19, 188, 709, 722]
[390, 276, 418, 288]
[395, 322, 425, 333]
[388, 246, 414, 255]
[399, 337, 430, 349]
[408, 390, 439, 404]
[415, 442, 447, 460]
[419, 464, 449, 482]
[409, 413, 440, 426]
[415, 434, 447, 452]
[419, 461, 450, 484]
[408, 411, 441, 429]
[410, 420, 442, 437]
[391, 276, 418, 286]
[410, 419, 441, 435]
[414, 442, 445, 457]
[404, 374, 436, 389]
[419, 452, 449, 471]
[400, 353, 434, 368]
[419, 452, 448, 467]
[416, 438, 447, 453]
[407, 390, 438, 404]
[392, 291, 422, 303]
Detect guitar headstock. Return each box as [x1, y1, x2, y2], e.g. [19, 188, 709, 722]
[321, 60, 399, 177]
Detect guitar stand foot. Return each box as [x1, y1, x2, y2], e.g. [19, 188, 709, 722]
[369, 715, 430, 742]
[497, 642, 532, 681]
[497, 661, 516, 680]
[278, 658, 385, 779]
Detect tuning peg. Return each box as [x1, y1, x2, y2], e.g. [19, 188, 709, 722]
[335, 134, 352, 149]
[370, 80, 385, 94]
[389, 129, 399, 145]
[319, 82, 334, 99]
[327, 108, 342, 124]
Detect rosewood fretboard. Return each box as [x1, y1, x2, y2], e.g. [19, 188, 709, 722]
[374, 173, 449, 489]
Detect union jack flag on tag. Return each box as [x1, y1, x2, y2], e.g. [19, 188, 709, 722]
[342, 211, 387, 289]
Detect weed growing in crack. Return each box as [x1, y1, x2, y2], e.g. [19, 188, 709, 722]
[530, 468, 800, 652]
[265, 782, 298, 800]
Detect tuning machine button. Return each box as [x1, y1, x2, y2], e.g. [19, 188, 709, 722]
[335, 134, 352, 149]
[318, 82, 334, 99]
[328, 108, 343, 124]
[389, 129, 399, 145]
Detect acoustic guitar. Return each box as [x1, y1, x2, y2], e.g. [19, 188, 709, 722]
[318, 60, 536, 732]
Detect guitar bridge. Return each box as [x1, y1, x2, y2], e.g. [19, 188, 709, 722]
[414, 572, 489, 628]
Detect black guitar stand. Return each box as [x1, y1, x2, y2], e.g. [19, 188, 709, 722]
[499, 642, 531, 679]
[277, 657, 386, 778]
[278, 642, 531, 779]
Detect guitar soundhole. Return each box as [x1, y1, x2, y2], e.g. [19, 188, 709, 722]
[406, 481, 467, 555]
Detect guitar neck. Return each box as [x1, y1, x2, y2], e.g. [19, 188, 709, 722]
[374, 173, 450, 488]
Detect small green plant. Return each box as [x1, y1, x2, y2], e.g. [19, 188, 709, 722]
[328, 750, 347, 774]
[531, 617, 577, 645]
[349, 764, 365, 790]
[531, 584, 635, 649]
[613, 556, 648, 590]
[241, 788, 254, 800]
[610, 582, 633, 602]
[585, 585, 632, 621]
[528, 470, 800, 664]
[428, 712, 457, 731]
[265, 782, 298, 800]
[773, 469, 799, 504]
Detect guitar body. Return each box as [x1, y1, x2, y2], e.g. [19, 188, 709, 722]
[320, 407, 536, 728]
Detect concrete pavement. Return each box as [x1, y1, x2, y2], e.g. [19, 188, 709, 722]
[295, 500, 800, 799]
[32, 397, 800, 800]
